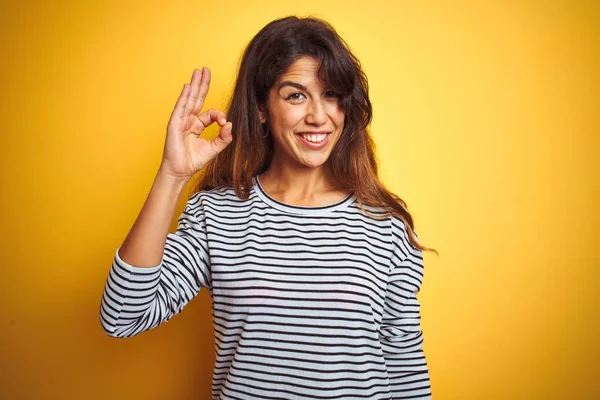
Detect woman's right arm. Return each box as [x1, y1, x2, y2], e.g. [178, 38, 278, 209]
[100, 68, 233, 338]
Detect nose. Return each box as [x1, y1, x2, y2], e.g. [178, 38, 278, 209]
[305, 98, 328, 126]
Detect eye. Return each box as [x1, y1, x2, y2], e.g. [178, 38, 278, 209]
[325, 91, 340, 99]
[286, 92, 306, 101]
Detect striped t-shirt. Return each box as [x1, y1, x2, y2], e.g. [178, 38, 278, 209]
[100, 177, 432, 399]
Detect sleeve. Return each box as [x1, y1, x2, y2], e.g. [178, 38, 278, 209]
[379, 218, 432, 399]
[100, 194, 211, 338]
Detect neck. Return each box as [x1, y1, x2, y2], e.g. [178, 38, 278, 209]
[258, 155, 343, 205]
[261, 165, 333, 194]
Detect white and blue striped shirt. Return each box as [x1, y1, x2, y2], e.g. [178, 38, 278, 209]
[101, 177, 432, 399]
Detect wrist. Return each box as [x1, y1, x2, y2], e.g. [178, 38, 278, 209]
[155, 167, 190, 192]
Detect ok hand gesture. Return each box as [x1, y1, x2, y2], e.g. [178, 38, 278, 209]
[160, 68, 233, 180]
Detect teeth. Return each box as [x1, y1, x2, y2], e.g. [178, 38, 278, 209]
[301, 133, 326, 143]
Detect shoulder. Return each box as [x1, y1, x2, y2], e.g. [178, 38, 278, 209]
[184, 186, 263, 217]
[390, 215, 423, 266]
[187, 186, 242, 206]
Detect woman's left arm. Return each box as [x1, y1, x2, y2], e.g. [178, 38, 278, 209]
[379, 219, 432, 399]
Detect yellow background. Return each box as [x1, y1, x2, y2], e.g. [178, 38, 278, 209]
[1, 0, 598, 399]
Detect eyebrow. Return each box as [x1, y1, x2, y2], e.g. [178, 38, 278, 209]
[277, 81, 307, 91]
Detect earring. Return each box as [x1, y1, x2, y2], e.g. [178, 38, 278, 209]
[261, 123, 270, 138]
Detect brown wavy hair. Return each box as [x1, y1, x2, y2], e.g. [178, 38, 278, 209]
[193, 16, 437, 255]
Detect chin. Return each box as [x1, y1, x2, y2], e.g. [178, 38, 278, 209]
[297, 154, 331, 169]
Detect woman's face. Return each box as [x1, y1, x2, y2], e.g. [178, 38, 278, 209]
[259, 57, 345, 169]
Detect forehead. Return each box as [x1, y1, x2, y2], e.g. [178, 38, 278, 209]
[276, 57, 323, 86]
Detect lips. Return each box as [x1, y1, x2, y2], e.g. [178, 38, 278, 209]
[296, 131, 330, 149]
[299, 132, 327, 143]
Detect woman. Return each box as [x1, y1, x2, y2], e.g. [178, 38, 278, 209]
[101, 16, 435, 399]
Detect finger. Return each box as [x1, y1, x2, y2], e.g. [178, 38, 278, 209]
[211, 122, 233, 154]
[197, 108, 227, 128]
[170, 83, 191, 122]
[192, 67, 211, 115]
[184, 69, 202, 116]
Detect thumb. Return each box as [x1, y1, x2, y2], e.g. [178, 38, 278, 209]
[211, 122, 233, 154]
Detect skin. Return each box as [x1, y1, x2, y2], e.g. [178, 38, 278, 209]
[118, 60, 349, 267]
[118, 68, 233, 267]
[258, 57, 350, 206]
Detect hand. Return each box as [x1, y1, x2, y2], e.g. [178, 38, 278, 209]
[160, 68, 233, 180]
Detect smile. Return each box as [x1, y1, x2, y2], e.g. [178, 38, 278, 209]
[296, 131, 331, 149]
[300, 133, 327, 143]
[296, 132, 330, 149]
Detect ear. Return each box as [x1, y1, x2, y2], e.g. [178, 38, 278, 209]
[258, 104, 267, 124]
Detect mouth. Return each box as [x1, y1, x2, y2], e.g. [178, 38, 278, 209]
[296, 131, 331, 148]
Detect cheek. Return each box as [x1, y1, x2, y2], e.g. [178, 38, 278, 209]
[328, 105, 345, 127]
[337, 112, 345, 127]
[271, 104, 304, 127]
[333, 114, 345, 131]
[276, 107, 305, 129]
